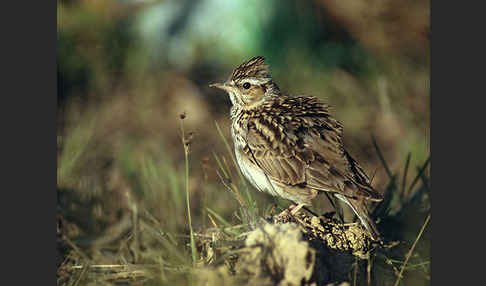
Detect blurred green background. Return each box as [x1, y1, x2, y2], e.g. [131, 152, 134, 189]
[57, 0, 429, 284]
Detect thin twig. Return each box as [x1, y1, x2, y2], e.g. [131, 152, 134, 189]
[180, 116, 197, 265]
[394, 214, 431, 286]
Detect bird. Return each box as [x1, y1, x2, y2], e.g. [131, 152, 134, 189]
[209, 56, 383, 241]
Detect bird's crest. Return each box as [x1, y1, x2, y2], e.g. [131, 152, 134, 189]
[230, 56, 271, 81]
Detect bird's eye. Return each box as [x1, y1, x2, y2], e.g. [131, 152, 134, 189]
[243, 82, 251, 89]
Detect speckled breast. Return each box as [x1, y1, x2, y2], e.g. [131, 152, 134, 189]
[231, 119, 280, 198]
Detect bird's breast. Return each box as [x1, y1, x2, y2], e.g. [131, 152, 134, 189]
[233, 145, 280, 197]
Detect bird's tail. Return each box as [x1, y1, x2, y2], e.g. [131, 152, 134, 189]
[334, 194, 381, 241]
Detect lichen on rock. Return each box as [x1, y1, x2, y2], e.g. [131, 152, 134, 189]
[197, 212, 380, 286]
[238, 222, 315, 286]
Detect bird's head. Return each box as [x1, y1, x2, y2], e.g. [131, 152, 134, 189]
[210, 56, 280, 110]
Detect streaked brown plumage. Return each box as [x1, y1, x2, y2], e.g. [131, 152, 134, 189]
[210, 56, 383, 241]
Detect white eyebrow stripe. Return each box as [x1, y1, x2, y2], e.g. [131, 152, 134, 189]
[240, 78, 271, 86]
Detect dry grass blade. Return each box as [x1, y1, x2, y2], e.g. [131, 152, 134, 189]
[372, 175, 397, 218]
[206, 207, 232, 228]
[394, 214, 431, 286]
[215, 121, 242, 179]
[214, 153, 248, 209]
[371, 135, 392, 179]
[68, 264, 189, 283]
[71, 261, 90, 286]
[206, 208, 244, 237]
[215, 121, 253, 201]
[213, 152, 230, 179]
[400, 152, 411, 201]
[215, 121, 259, 227]
[61, 234, 91, 265]
[418, 168, 430, 194]
[139, 220, 188, 264]
[406, 156, 430, 197]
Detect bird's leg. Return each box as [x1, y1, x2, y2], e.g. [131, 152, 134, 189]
[277, 204, 296, 217]
[277, 203, 306, 217]
[290, 203, 306, 216]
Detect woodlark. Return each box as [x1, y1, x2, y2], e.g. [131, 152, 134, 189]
[210, 56, 383, 241]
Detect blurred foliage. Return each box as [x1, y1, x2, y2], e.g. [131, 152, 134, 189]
[57, 0, 429, 285]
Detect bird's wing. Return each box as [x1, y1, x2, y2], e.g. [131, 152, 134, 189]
[243, 126, 307, 186]
[243, 98, 382, 201]
[303, 131, 383, 201]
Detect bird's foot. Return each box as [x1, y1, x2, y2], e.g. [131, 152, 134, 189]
[275, 203, 306, 222]
[276, 204, 296, 218]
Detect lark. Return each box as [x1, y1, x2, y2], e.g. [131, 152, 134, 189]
[210, 56, 383, 241]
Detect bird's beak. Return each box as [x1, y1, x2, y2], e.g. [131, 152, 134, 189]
[209, 82, 228, 91]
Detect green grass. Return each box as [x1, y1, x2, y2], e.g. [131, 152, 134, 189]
[57, 104, 430, 285]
